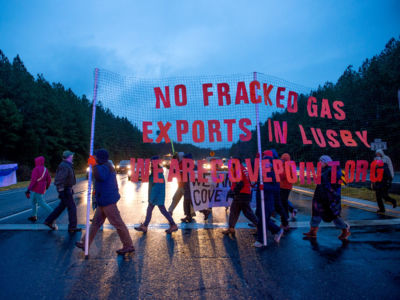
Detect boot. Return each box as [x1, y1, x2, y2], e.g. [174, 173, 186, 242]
[28, 216, 37, 223]
[303, 227, 318, 238]
[338, 228, 351, 240]
[222, 228, 235, 236]
[134, 224, 148, 233]
[165, 224, 178, 234]
[116, 246, 135, 255]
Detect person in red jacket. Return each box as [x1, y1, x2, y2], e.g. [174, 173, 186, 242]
[25, 156, 52, 223]
[222, 158, 258, 236]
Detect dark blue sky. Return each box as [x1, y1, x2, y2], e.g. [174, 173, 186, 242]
[1, 0, 399, 98]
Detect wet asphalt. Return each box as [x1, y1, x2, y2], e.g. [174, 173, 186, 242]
[0, 175, 399, 299]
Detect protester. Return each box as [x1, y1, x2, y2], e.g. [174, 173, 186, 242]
[44, 150, 80, 233]
[303, 155, 350, 240]
[372, 157, 397, 213]
[279, 153, 297, 221]
[168, 152, 185, 216]
[181, 153, 196, 223]
[135, 156, 178, 233]
[376, 149, 394, 179]
[222, 157, 258, 236]
[253, 151, 284, 247]
[268, 150, 290, 230]
[25, 156, 52, 223]
[76, 149, 134, 255]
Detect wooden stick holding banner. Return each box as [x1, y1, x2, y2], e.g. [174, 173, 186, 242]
[85, 68, 99, 258]
[254, 71, 267, 246]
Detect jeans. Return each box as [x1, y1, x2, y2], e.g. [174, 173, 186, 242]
[310, 216, 348, 229]
[81, 203, 133, 248]
[31, 192, 52, 217]
[45, 188, 77, 229]
[144, 203, 176, 226]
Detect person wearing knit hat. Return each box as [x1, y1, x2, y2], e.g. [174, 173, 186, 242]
[135, 156, 178, 234]
[76, 149, 134, 255]
[44, 150, 80, 233]
[303, 155, 351, 241]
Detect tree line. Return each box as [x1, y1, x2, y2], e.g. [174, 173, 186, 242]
[230, 37, 400, 171]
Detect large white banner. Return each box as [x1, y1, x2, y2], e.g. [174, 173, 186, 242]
[190, 172, 233, 211]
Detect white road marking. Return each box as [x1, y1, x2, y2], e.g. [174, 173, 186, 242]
[0, 219, 399, 231]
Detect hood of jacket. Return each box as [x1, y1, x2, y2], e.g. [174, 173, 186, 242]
[35, 156, 45, 167]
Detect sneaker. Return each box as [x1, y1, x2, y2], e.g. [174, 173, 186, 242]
[68, 228, 82, 233]
[165, 224, 178, 234]
[274, 229, 284, 243]
[75, 241, 84, 251]
[222, 228, 235, 236]
[28, 216, 37, 223]
[44, 221, 58, 230]
[253, 241, 264, 248]
[134, 224, 147, 233]
[180, 216, 193, 223]
[116, 246, 135, 255]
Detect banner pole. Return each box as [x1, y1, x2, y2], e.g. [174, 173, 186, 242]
[254, 71, 267, 246]
[85, 68, 99, 258]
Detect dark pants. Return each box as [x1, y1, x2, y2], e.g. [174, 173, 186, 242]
[183, 196, 195, 218]
[376, 187, 396, 211]
[280, 188, 291, 216]
[45, 188, 77, 229]
[228, 194, 258, 228]
[144, 203, 175, 226]
[274, 190, 289, 226]
[257, 192, 280, 243]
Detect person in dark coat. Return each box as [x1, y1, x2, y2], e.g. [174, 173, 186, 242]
[76, 149, 134, 255]
[26, 156, 52, 223]
[372, 157, 397, 213]
[181, 153, 197, 223]
[303, 155, 350, 240]
[135, 156, 178, 234]
[254, 150, 284, 247]
[44, 150, 80, 233]
[222, 157, 258, 236]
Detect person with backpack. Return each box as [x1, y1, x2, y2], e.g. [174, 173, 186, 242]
[25, 156, 52, 223]
[303, 155, 350, 241]
[76, 149, 134, 255]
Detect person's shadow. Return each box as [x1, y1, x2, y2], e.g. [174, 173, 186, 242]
[303, 237, 349, 263]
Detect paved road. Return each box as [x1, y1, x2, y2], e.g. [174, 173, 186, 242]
[0, 175, 399, 299]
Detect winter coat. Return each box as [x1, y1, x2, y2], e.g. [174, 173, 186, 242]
[372, 162, 392, 190]
[279, 153, 293, 190]
[376, 150, 394, 179]
[54, 160, 76, 192]
[231, 164, 252, 195]
[312, 166, 342, 222]
[28, 156, 51, 194]
[148, 172, 166, 206]
[93, 161, 120, 207]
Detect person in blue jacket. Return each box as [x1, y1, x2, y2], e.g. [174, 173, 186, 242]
[76, 149, 134, 255]
[254, 150, 284, 247]
[135, 156, 178, 234]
